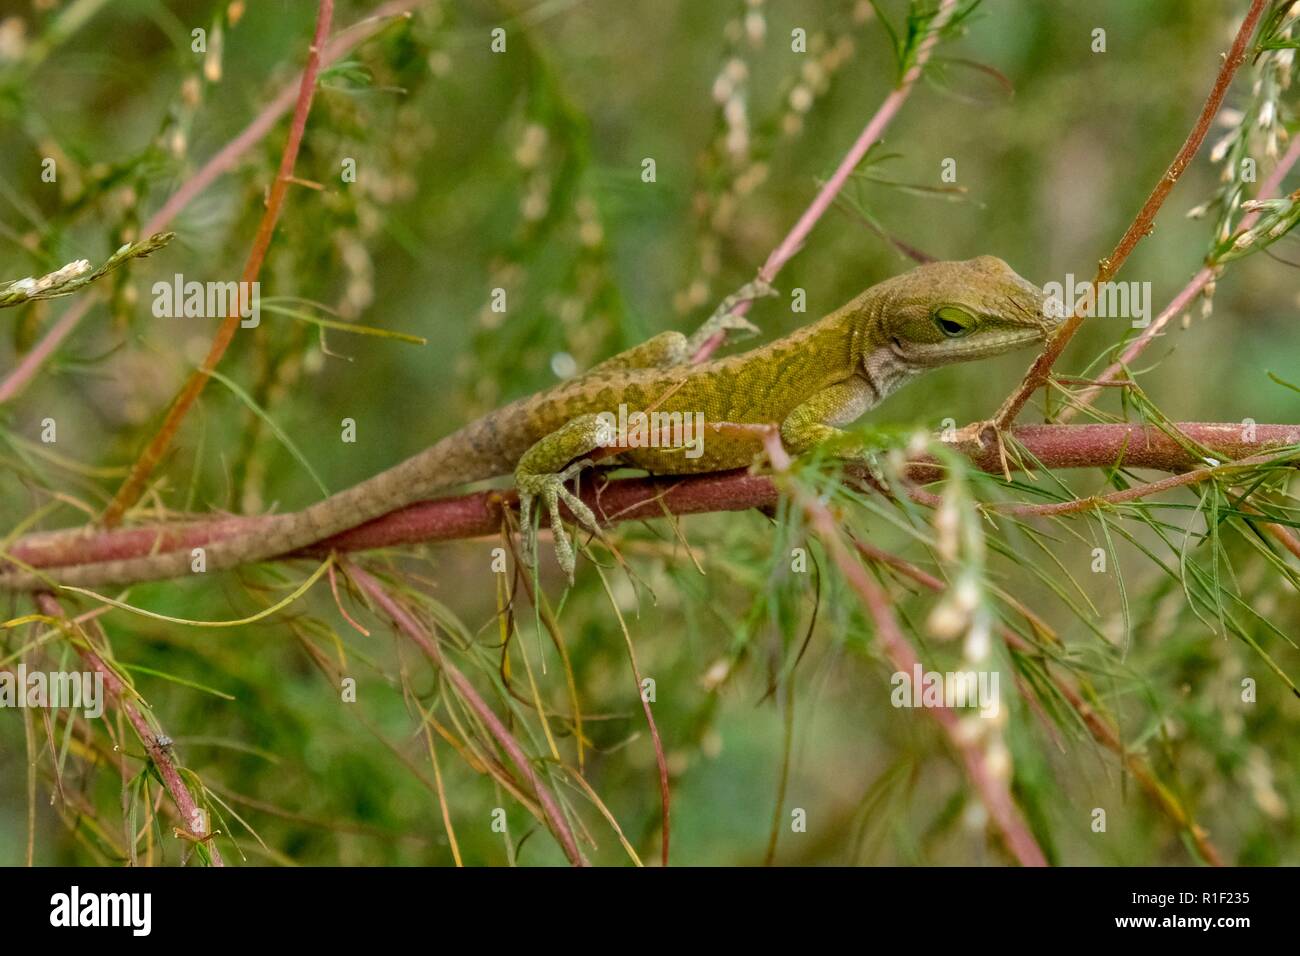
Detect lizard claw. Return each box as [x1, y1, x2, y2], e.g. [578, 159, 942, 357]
[948, 419, 994, 447]
[517, 459, 606, 582]
[714, 278, 778, 341]
[518, 490, 538, 568]
[712, 311, 762, 340]
[863, 449, 887, 488]
[948, 419, 1012, 481]
[686, 277, 779, 354]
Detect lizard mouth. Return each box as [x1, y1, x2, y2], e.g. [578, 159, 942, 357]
[902, 327, 1045, 366]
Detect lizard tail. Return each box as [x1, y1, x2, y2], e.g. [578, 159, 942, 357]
[1, 414, 521, 592]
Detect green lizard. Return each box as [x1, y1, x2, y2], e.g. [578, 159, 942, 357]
[1, 256, 1052, 591]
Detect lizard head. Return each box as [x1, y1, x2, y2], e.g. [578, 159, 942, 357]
[874, 256, 1055, 369]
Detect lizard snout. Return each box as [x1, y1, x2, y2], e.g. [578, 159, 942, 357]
[1005, 274, 1054, 334]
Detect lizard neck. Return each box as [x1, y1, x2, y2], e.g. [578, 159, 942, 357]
[767, 287, 884, 374]
[847, 286, 890, 368]
[849, 285, 919, 406]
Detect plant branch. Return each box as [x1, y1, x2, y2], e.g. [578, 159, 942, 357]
[991, 0, 1271, 431]
[850, 538, 1225, 865]
[991, 449, 1294, 517]
[761, 431, 1048, 866]
[0, 233, 173, 309]
[7, 422, 1296, 578]
[692, 0, 961, 362]
[1064, 132, 1300, 419]
[0, 0, 420, 407]
[33, 594, 224, 866]
[100, 0, 336, 526]
[343, 561, 587, 866]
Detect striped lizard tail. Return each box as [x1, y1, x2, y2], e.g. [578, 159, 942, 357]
[0, 413, 522, 592]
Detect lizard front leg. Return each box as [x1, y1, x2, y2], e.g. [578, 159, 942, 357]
[515, 413, 613, 581]
[779, 376, 881, 464]
[684, 277, 777, 356]
[518, 282, 780, 579]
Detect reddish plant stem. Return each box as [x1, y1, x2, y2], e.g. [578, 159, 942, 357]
[343, 561, 587, 866]
[992, 0, 1271, 431]
[850, 538, 1224, 866]
[0, 0, 419, 408]
[1052, 119, 1298, 561]
[8, 422, 1297, 574]
[33, 594, 224, 866]
[1266, 520, 1300, 560]
[763, 432, 1048, 866]
[101, 0, 336, 527]
[1064, 133, 1300, 418]
[993, 450, 1291, 518]
[692, 0, 960, 362]
[912, 422, 1298, 479]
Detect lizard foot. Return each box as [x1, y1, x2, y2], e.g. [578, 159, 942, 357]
[517, 459, 605, 582]
[863, 449, 887, 488]
[685, 277, 779, 354]
[948, 419, 1012, 480]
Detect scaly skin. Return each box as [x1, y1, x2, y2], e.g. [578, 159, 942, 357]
[0, 256, 1052, 590]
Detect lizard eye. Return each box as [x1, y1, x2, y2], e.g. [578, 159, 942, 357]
[933, 306, 975, 338]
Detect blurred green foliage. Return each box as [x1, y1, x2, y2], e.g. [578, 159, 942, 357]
[0, 0, 1297, 866]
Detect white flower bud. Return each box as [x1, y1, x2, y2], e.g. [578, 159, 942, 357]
[712, 74, 733, 104]
[513, 123, 548, 169]
[788, 85, 814, 113]
[927, 596, 968, 641]
[724, 98, 746, 128]
[955, 576, 980, 613]
[963, 618, 991, 662]
[935, 496, 960, 562]
[985, 741, 1012, 782]
[955, 715, 984, 745]
[1209, 133, 1234, 163]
